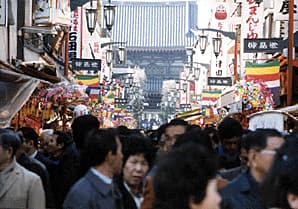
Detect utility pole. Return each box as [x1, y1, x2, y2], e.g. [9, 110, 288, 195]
[287, 0, 294, 106]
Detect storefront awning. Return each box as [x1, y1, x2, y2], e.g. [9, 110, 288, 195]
[0, 69, 39, 127]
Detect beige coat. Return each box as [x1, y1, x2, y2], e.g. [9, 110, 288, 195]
[0, 159, 45, 209]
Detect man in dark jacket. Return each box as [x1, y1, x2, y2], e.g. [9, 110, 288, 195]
[63, 128, 123, 209]
[220, 129, 285, 209]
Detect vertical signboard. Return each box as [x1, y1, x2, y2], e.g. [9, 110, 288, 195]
[274, 0, 298, 20]
[240, 0, 264, 77]
[0, 0, 7, 26]
[69, 7, 82, 61]
[210, 1, 229, 77]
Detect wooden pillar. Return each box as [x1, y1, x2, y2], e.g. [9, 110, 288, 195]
[287, 0, 294, 106]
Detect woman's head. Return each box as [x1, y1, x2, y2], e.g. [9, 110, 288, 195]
[261, 139, 298, 209]
[153, 143, 220, 209]
[121, 134, 155, 190]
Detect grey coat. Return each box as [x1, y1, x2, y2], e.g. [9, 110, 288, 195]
[63, 169, 123, 209]
[0, 159, 46, 209]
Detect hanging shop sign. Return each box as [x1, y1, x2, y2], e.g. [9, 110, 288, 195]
[244, 38, 284, 53]
[180, 104, 192, 109]
[274, 0, 298, 21]
[33, 0, 71, 25]
[72, 59, 101, 71]
[114, 98, 128, 104]
[208, 77, 232, 86]
[0, 0, 6, 26]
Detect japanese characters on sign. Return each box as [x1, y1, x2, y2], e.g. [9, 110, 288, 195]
[69, 7, 82, 61]
[274, 0, 298, 20]
[180, 104, 192, 109]
[72, 59, 101, 71]
[244, 38, 284, 53]
[0, 0, 6, 26]
[115, 98, 128, 104]
[245, 0, 261, 39]
[211, 1, 229, 77]
[208, 77, 232, 86]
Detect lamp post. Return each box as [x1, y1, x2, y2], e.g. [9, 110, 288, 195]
[192, 27, 238, 84]
[85, 0, 98, 35]
[100, 41, 127, 65]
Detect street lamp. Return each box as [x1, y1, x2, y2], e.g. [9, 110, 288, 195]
[199, 33, 208, 54]
[85, 0, 116, 35]
[106, 47, 113, 65]
[212, 34, 222, 58]
[104, 0, 116, 32]
[85, 0, 97, 35]
[192, 27, 238, 84]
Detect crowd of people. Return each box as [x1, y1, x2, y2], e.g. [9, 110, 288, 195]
[0, 114, 298, 209]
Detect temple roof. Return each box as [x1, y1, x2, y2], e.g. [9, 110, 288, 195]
[107, 1, 198, 50]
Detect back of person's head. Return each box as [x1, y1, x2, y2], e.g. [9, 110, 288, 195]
[217, 116, 243, 141]
[71, 115, 99, 149]
[17, 127, 39, 148]
[173, 128, 214, 152]
[261, 139, 298, 209]
[81, 128, 119, 168]
[0, 128, 21, 156]
[122, 133, 156, 169]
[153, 143, 218, 209]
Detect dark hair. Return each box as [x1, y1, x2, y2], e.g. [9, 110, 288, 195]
[261, 139, 298, 209]
[0, 128, 21, 156]
[17, 127, 39, 148]
[153, 143, 218, 209]
[217, 116, 243, 142]
[71, 115, 99, 149]
[81, 128, 119, 168]
[53, 130, 72, 148]
[243, 129, 283, 152]
[122, 133, 155, 169]
[167, 118, 188, 127]
[202, 127, 220, 145]
[173, 128, 214, 152]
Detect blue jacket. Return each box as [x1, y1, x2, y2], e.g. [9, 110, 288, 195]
[219, 170, 266, 209]
[63, 169, 123, 209]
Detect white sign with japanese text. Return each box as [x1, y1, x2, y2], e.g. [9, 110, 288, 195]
[249, 112, 284, 132]
[274, 0, 298, 21]
[240, 0, 264, 78]
[0, 0, 7, 26]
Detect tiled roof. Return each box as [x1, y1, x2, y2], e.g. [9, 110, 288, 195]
[106, 1, 198, 49]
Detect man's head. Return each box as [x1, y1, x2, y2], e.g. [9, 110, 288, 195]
[218, 117, 243, 154]
[82, 128, 123, 177]
[0, 128, 21, 171]
[163, 119, 188, 152]
[153, 143, 220, 209]
[46, 131, 71, 157]
[17, 127, 39, 154]
[71, 115, 99, 150]
[244, 128, 285, 182]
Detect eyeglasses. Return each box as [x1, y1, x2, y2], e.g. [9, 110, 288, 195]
[259, 149, 276, 155]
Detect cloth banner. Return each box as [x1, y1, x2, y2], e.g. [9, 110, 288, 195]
[75, 75, 99, 87]
[201, 89, 221, 106]
[245, 60, 280, 106]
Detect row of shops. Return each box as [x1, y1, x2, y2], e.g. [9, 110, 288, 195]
[176, 79, 298, 133]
